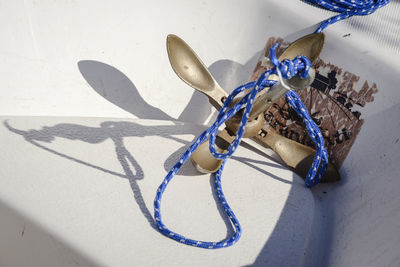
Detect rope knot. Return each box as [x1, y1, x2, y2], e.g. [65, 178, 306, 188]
[278, 59, 296, 79]
[269, 43, 312, 81]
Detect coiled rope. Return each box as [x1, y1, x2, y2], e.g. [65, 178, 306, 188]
[154, 0, 389, 249]
[308, 0, 390, 33]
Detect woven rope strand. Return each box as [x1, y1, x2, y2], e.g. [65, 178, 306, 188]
[154, 0, 390, 249]
[154, 45, 322, 248]
[307, 0, 390, 33]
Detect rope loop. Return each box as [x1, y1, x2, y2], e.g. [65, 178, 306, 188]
[154, 44, 327, 249]
[154, 0, 391, 250]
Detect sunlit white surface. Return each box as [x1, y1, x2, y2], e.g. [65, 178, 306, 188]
[0, 117, 313, 266]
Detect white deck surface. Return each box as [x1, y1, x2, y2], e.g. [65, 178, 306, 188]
[0, 117, 313, 267]
[1, 1, 400, 266]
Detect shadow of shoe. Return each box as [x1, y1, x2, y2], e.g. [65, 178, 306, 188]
[78, 60, 175, 121]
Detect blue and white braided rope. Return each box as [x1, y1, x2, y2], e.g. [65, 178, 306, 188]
[154, 45, 324, 248]
[308, 0, 390, 33]
[154, 0, 390, 248]
[285, 91, 329, 187]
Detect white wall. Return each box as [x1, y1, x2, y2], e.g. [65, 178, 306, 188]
[0, 0, 329, 122]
